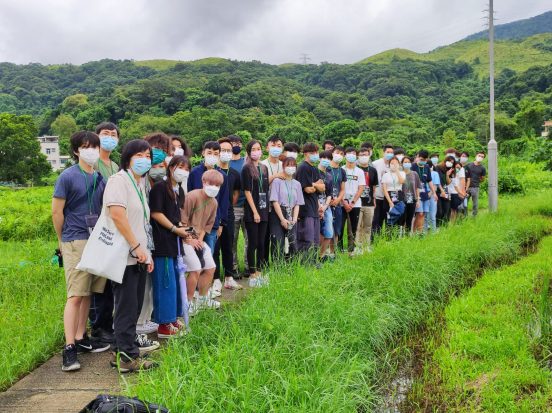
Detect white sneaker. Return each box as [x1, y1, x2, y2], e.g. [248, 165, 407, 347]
[206, 298, 221, 309]
[260, 274, 270, 286]
[136, 320, 158, 335]
[197, 296, 221, 310]
[212, 279, 223, 297]
[224, 278, 243, 290]
[188, 300, 199, 317]
[248, 277, 262, 288]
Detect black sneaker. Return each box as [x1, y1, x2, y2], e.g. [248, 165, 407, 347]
[135, 333, 160, 355]
[62, 344, 80, 372]
[91, 327, 115, 344]
[76, 334, 110, 353]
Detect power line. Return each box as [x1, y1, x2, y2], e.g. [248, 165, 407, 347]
[299, 53, 311, 65]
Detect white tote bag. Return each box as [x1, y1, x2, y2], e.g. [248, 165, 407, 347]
[77, 208, 129, 283]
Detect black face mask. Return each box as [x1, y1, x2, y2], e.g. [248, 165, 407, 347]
[232, 146, 241, 155]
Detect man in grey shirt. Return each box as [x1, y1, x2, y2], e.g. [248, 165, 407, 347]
[465, 151, 487, 216]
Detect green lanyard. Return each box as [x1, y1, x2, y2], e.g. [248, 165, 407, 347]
[125, 171, 148, 222]
[284, 179, 294, 206]
[391, 173, 398, 190]
[98, 159, 114, 177]
[268, 161, 279, 176]
[78, 165, 97, 214]
[331, 168, 340, 188]
[192, 198, 211, 214]
[257, 166, 264, 192]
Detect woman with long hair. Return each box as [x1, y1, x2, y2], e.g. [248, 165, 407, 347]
[241, 140, 270, 287]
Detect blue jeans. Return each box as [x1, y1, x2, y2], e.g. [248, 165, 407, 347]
[425, 196, 438, 232]
[332, 206, 344, 238]
[320, 207, 334, 239]
[204, 228, 217, 254]
[152, 257, 183, 325]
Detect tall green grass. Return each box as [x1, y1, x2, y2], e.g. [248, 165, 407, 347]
[0, 240, 64, 390]
[128, 192, 552, 412]
[408, 237, 552, 412]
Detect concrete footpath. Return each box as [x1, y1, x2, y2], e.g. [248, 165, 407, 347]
[0, 279, 249, 412]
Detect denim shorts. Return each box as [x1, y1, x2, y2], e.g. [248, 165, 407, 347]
[415, 199, 431, 213]
[320, 207, 334, 239]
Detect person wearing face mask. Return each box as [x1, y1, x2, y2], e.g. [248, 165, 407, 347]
[135, 133, 171, 336]
[448, 161, 465, 223]
[168, 136, 193, 190]
[317, 151, 334, 261]
[356, 146, 378, 250]
[102, 139, 158, 373]
[213, 137, 243, 293]
[269, 157, 305, 259]
[459, 152, 470, 216]
[261, 135, 285, 262]
[188, 141, 229, 256]
[327, 146, 347, 257]
[401, 156, 421, 234]
[340, 148, 366, 255]
[53, 131, 110, 372]
[382, 157, 406, 228]
[426, 157, 443, 232]
[149, 156, 190, 338]
[296, 142, 325, 259]
[372, 144, 396, 234]
[465, 151, 486, 217]
[283, 142, 300, 161]
[241, 140, 270, 286]
[228, 134, 249, 277]
[394, 147, 406, 165]
[411, 150, 437, 234]
[180, 169, 220, 315]
[435, 156, 456, 225]
[88, 122, 120, 347]
[95, 122, 120, 179]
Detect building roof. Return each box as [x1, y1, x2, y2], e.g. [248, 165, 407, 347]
[544, 120, 552, 127]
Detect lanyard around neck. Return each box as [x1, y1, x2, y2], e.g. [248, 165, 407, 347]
[78, 165, 97, 214]
[125, 171, 148, 221]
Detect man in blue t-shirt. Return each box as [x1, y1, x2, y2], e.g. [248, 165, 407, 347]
[228, 134, 248, 276]
[411, 149, 437, 234]
[52, 131, 110, 372]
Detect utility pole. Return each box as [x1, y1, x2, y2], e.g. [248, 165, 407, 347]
[487, 0, 498, 212]
[300, 53, 311, 65]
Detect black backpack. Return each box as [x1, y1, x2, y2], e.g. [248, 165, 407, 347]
[80, 394, 170, 413]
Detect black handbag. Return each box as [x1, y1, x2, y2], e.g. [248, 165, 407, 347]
[80, 394, 170, 413]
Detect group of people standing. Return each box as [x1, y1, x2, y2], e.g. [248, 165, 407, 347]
[52, 122, 486, 373]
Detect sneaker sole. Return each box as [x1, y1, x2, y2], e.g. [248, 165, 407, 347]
[62, 363, 81, 372]
[139, 345, 160, 355]
[91, 344, 111, 353]
[157, 333, 179, 339]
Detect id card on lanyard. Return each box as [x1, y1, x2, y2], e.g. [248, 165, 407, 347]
[126, 171, 154, 251]
[79, 166, 98, 234]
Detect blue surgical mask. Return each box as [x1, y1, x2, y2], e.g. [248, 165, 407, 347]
[320, 158, 331, 168]
[384, 153, 394, 161]
[403, 163, 412, 170]
[152, 148, 167, 165]
[309, 154, 320, 163]
[99, 136, 118, 152]
[346, 154, 357, 163]
[131, 157, 152, 176]
[418, 161, 427, 167]
[430, 157, 439, 165]
[269, 147, 283, 158]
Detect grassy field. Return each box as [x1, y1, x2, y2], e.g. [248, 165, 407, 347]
[127, 192, 552, 412]
[357, 33, 552, 76]
[407, 237, 552, 412]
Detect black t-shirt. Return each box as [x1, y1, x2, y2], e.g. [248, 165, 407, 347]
[327, 166, 347, 200]
[220, 166, 241, 215]
[466, 163, 486, 188]
[241, 163, 269, 223]
[149, 181, 184, 257]
[318, 168, 332, 204]
[297, 161, 320, 218]
[359, 165, 378, 206]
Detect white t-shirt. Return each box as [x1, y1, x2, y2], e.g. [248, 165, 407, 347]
[342, 166, 366, 208]
[261, 159, 283, 184]
[381, 171, 406, 193]
[372, 158, 390, 200]
[448, 176, 460, 195]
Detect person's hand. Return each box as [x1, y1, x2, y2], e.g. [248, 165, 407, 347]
[57, 241, 63, 256]
[433, 194, 438, 202]
[388, 201, 394, 209]
[416, 201, 421, 209]
[344, 203, 353, 212]
[174, 227, 190, 239]
[447, 169, 453, 176]
[329, 199, 338, 207]
[276, 172, 286, 180]
[134, 245, 149, 263]
[440, 192, 447, 199]
[280, 219, 289, 229]
[253, 212, 261, 223]
[147, 257, 154, 273]
[217, 226, 223, 238]
[305, 186, 316, 194]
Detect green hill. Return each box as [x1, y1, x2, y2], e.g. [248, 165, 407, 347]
[357, 33, 552, 76]
[465, 10, 552, 41]
[135, 57, 231, 70]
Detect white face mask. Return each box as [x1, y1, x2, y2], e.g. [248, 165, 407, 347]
[445, 161, 453, 168]
[460, 156, 468, 163]
[173, 168, 189, 183]
[358, 155, 370, 165]
[332, 154, 343, 163]
[284, 166, 296, 176]
[204, 155, 219, 167]
[286, 152, 298, 159]
[204, 185, 220, 198]
[79, 147, 100, 166]
[396, 155, 404, 162]
[174, 147, 184, 156]
[476, 156, 484, 162]
[220, 152, 232, 163]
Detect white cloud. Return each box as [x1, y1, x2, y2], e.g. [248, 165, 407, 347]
[0, 0, 549, 65]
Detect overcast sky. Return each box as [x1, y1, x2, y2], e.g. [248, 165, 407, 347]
[0, 0, 549, 65]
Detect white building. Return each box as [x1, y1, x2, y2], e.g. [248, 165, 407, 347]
[37, 136, 70, 171]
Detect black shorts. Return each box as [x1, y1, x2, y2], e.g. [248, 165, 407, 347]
[450, 194, 462, 210]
